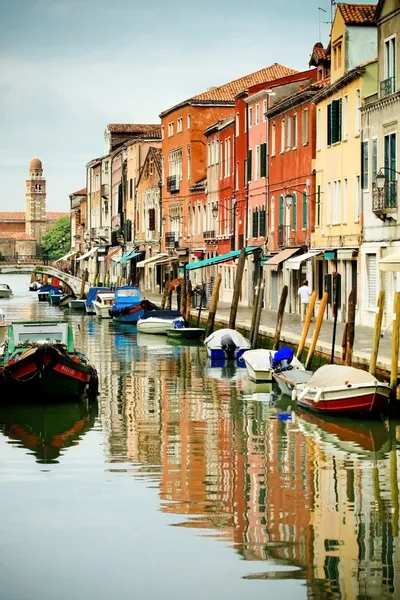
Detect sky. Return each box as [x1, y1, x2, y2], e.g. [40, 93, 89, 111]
[0, 0, 372, 212]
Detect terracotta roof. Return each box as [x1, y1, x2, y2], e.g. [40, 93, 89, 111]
[152, 147, 162, 174]
[71, 188, 87, 196]
[30, 157, 42, 170]
[46, 212, 69, 220]
[107, 124, 161, 138]
[160, 63, 298, 117]
[337, 3, 377, 25]
[0, 212, 25, 221]
[0, 231, 36, 241]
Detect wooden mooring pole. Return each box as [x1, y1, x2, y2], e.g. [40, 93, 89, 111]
[251, 277, 265, 349]
[305, 292, 328, 371]
[79, 269, 88, 299]
[296, 291, 316, 360]
[250, 274, 262, 347]
[369, 291, 385, 377]
[228, 248, 246, 330]
[185, 280, 193, 323]
[390, 291, 400, 396]
[273, 285, 288, 351]
[160, 275, 170, 310]
[206, 273, 222, 337]
[344, 288, 356, 366]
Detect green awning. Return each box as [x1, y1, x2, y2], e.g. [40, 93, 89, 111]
[185, 247, 260, 271]
[119, 250, 142, 264]
[260, 256, 272, 266]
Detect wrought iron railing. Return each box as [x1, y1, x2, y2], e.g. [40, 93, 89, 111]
[167, 176, 180, 193]
[372, 181, 397, 214]
[380, 77, 396, 98]
[165, 232, 178, 248]
[204, 230, 216, 240]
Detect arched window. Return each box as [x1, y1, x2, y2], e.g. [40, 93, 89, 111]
[302, 191, 308, 228]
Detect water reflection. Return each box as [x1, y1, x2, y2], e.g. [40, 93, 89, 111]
[0, 402, 97, 463]
[101, 341, 400, 599]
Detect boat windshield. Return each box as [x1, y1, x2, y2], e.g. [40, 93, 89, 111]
[117, 289, 141, 298]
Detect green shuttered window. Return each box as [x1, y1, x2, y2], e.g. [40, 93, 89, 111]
[260, 143, 267, 178]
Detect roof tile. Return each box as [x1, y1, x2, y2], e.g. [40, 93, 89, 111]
[338, 3, 377, 25]
[107, 124, 161, 138]
[0, 231, 36, 241]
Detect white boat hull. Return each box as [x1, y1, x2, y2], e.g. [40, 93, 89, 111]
[93, 302, 112, 319]
[137, 317, 183, 335]
[242, 349, 275, 382]
[69, 299, 86, 310]
[0, 290, 13, 298]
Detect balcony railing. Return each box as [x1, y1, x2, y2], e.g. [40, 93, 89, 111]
[165, 232, 179, 248]
[380, 77, 396, 98]
[167, 176, 180, 193]
[204, 230, 216, 240]
[372, 181, 398, 218]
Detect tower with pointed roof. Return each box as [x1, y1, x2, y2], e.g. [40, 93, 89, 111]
[25, 157, 47, 247]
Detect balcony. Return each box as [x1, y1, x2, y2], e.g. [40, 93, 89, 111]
[372, 181, 398, 220]
[165, 232, 179, 248]
[101, 183, 109, 198]
[204, 230, 216, 240]
[380, 77, 396, 98]
[167, 176, 180, 193]
[91, 226, 111, 242]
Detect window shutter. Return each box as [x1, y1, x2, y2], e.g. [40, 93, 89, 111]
[337, 98, 342, 142]
[118, 183, 123, 213]
[327, 103, 332, 146]
[252, 209, 259, 238]
[331, 101, 338, 144]
[302, 192, 307, 228]
[247, 149, 252, 182]
[317, 185, 321, 226]
[279, 196, 284, 226]
[260, 143, 267, 177]
[292, 195, 297, 230]
[149, 208, 156, 231]
[126, 219, 132, 241]
[259, 208, 266, 237]
[391, 133, 397, 176]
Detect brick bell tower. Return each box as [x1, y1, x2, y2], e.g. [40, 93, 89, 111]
[25, 157, 47, 251]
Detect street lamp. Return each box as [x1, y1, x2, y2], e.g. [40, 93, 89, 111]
[284, 190, 294, 207]
[211, 200, 240, 219]
[375, 168, 400, 189]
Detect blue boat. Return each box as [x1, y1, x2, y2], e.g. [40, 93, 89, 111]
[85, 287, 111, 314]
[109, 286, 158, 324]
[38, 285, 60, 302]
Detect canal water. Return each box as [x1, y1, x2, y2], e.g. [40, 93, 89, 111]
[1, 273, 400, 600]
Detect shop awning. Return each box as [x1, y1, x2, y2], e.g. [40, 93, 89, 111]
[185, 246, 259, 272]
[76, 247, 99, 261]
[104, 247, 122, 262]
[55, 250, 78, 263]
[119, 250, 142, 265]
[337, 248, 358, 260]
[380, 250, 400, 272]
[285, 250, 323, 270]
[136, 253, 170, 268]
[263, 247, 301, 271]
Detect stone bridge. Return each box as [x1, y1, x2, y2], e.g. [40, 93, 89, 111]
[0, 260, 88, 296]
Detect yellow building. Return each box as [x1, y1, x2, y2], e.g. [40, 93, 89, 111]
[312, 3, 377, 322]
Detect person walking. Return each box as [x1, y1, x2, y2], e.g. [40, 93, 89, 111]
[298, 279, 312, 322]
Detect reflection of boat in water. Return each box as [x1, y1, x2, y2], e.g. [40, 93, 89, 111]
[0, 402, 97, 463]
[207, 358, 248, 381]
[296, 409, 391, 459]
[136, 333, 175, 354]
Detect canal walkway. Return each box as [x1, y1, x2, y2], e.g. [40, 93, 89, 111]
[144, 292, 395, 375]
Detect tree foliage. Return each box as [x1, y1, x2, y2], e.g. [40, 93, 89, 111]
[41, 216, 71, 260]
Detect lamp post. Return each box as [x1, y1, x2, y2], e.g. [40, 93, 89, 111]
[212, 199, 243, 251]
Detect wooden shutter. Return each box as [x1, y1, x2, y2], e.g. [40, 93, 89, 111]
[331, 101, 338, 144]
[247, 149, 252, 183]
[390, 133, 397, 176]
[279, 195, 284, 226]
[302, 192, 307, 228]
[327, 103, 332, 146]
[292, 194, 297, 230]
[252, 209, 259, 238]
[317, 185, 321, 226]
[259, 208, 266, 237]
[260, 143, 267, 177]
[367, 254, 377, 308]
[337, 98, 342, 142]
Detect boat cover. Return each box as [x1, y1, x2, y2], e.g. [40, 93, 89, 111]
[204, 328, 251, 349]
[306, 365, 380, 388]
[86, 287, 111, 307]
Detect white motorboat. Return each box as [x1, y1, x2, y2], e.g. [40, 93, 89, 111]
[0, 284, 13, 299]
[137, 316, 184, 335]
[204, 328, 251, 360]
[93, 292, 115, 319]
[293, 364, 391, 415]
[69, 298, 86, 310]
[241, 349, 275, 382]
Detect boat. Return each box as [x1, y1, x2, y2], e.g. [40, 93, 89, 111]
[69, 298, 86, 310]
[93, 292, 115, 318]
[0, 283, 13, 299]
[0, 321, 99, 402]
[38, 284, 59, 302]
[241, 349, 276, 382]
[137, 312, 184, 335]
[293, 364, 391, 415]
[59, 293, 76, 308]
[29, 281, 40, 292]
[49, 289, 63, 306]
[0, 402, 97, 463]
[166, 325, 206, 341]
[109, 286, 158, 324]
[204, 328, 251, 360]
[85, 286, 111, 314]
